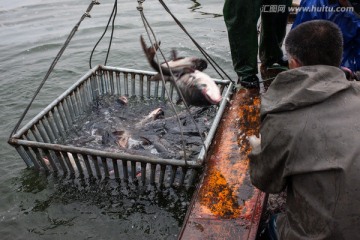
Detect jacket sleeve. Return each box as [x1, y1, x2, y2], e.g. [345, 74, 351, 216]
[249, 114, 290, 193]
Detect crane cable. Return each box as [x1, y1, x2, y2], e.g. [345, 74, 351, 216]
[89, 0, 117, 68]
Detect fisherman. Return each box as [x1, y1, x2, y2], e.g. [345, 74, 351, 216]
[248, 20, 360, 239]
[292, 0, 360, 80]
[223, 0, 292, 88]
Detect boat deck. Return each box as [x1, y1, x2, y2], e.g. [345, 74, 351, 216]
[179, 88, 266, 240]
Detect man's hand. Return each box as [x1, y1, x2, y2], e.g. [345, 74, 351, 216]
[248, 135, 261, 149]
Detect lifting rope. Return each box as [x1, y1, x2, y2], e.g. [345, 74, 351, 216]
[138, 0, 235, 164]
[89, 0, 118, 68]
[157, 0, 235, 84]
[10, 0, 233, 167]
[9, 0, 100, 139]
[138, 7, 191, 165]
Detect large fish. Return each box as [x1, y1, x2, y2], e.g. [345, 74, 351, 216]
[159, 49, 208, 72]
[140, 35, 222, 106]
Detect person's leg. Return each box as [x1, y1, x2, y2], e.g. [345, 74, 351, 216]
[259, 0, 292, 67]
[223, 0, 261, 87]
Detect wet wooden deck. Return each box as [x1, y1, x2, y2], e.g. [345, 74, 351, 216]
[179, 87, 266, 240]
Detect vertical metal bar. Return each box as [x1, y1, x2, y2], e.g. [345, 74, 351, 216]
[31, 147, 49, 171]
[52, 108, 65, 139]
[139, 74, 144, 99]
[46, 112, 59, 140]
[146, 76, 151, 98]
[141, 162, 146, 183]
[54, 150, 68, 173]
[64, 93, 78, 122]
[81, 154, 93, 177]
[170, 83, 175, 102]
[61, 100, 73, 127]
[81, 82, 92, 111]
[131, 161, 136, 180]
[92, 74, 100, 99]
[186, 169, 198, 188]
[86, 79, 94, 106]
[122, 160, 129, 181]
[116, 72, 121, 95]
[75, 89, 84, 115]
[161, 81, 166, 100]
[169, 166, 177, 186]
[101, 157, 110, 179]
[91, 155, 102, 179]
[23, 146, 40, 170]
[112, 159, 120, 179]
[70, 92, 80, 118]
[72, 154, 84, 177]
[131, 73, 136, 97]
[71, 89, 81, 117]
[124, 73, 129, 96]
[35, 122, 49, 143]
[109, 71, 115, 95]
[44, 115, 57, 142]
[57, 103, 69, 131]
[30, 126, 43, 143]
[99, 71, 105, 95]
[150, 164, 156, 185]
[103, 70, 109, 94]
[62, 151, 75, 175]
[78, 83, 89, 110]
[43, 149, 58, 172]
[40, 119, 54, 143]
[178, 167, 186, 187]
[15, 146, 33, 167]
[159, 165, 166, 186]
[154, 78, 159, 98]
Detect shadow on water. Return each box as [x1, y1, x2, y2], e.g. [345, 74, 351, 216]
[13, 169, 195, 239]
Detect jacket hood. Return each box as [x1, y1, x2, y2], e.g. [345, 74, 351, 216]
[261, 65, 351, 117]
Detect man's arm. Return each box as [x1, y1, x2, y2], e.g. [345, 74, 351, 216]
[248, 114, 289, 193]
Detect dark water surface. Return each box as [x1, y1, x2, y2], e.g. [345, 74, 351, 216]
[0, 0, 234, 239]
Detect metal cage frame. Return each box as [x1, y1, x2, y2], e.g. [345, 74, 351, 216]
[8, 65, 233, 187]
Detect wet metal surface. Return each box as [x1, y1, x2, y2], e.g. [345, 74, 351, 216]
[179, 88, 266, 240]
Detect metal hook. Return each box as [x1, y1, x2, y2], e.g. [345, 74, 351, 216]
[137, 0, 145, 11]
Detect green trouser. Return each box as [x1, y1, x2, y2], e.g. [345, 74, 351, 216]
[223, 0, 292, 78]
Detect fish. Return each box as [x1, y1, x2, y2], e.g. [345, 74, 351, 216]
[135, 107, 164, 128]
[108, 108, 165, 149]
[117, 96, 128, 105]
[140, 35, 222, 106]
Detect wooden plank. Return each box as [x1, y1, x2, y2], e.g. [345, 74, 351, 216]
[179, 88, 266, 240]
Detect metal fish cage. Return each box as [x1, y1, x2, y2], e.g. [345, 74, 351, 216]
[8, 65, 233, 188]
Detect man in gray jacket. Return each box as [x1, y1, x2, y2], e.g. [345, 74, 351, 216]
[249, 20, 360, 239]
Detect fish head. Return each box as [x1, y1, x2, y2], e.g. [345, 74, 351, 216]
[193, 58, 208, 71]
[117, 96, 128, 105]
[193, 71, 222, 105]
[149, 108, 165, 120]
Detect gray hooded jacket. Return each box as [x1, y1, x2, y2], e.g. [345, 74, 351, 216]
[249, 65, 360, 239]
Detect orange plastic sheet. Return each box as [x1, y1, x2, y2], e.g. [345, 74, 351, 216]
[179, 88, 266, 240]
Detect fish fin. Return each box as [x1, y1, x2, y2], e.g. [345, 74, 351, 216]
[139, 136, 152, 145]
[140, 35, 160, 66]
[150, 74, 172, 82]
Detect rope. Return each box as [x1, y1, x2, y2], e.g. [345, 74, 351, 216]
[139, 11, 190, 164]
[89, 0, 117, 68]
[158, 0, 235, 84]
[139, 2, 212, 165]
[9, 0, 100, 139]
